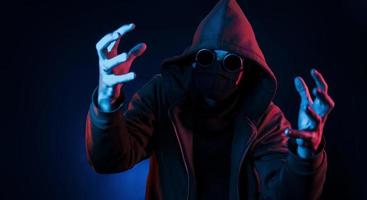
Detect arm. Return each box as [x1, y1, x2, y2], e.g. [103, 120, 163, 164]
[253, 68, 335, 200]
[85, 23, 151, 174]
[252, 102, 327, 200]
[85, 74, 161, 174]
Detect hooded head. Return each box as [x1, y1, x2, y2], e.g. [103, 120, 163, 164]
[161, 0, 277, 120]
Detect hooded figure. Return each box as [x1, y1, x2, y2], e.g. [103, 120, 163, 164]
[85, 0, 328, 199]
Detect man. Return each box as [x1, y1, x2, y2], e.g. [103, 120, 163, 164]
[85, 0, 335, 199]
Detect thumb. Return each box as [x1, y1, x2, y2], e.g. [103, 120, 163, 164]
[127, 42, 147, 61]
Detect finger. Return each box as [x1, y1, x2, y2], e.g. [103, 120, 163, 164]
[313, 88, 336, 109]
[102, 52, 128, 72]
[115, 23, 136, 36]
[112, 72, 137, 84]
[310, 68, 328, 92]
[107, 37, 121, 54]
[106, 23, 136, 53]
[96, 23, 136, 59]
[104, 72, 136, 86]
[306, 105, 322, 123]
[294, 76, 313, 106]
[127, 42, 148, 61]
[96, 33, 119, 59]
[284, 128, 314, 140]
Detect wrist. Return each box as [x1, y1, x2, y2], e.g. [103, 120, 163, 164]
[97, 87, 125, 112]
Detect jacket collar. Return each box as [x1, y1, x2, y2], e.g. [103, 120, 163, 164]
[168, 89, 259, 200]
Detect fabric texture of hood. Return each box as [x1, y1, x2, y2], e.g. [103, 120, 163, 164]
[160, 0, 278, 122]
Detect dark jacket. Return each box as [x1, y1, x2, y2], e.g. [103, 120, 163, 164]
[85, 0, 327, 199]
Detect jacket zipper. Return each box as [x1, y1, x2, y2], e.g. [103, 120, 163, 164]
[168, 109, 190, 200]
[237, 118, 258, 200]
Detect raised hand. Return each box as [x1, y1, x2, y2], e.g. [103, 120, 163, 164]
[96, 23, 147, 112]
[285, 68, 335, 159]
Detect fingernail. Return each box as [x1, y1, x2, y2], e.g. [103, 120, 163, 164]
[141, 42, 147, 48]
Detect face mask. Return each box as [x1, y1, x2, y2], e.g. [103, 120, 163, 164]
[191, 49, 245, 102]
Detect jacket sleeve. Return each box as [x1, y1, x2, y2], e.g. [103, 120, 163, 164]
[85, 74, 161, 174]
[252, 102, 327, 200]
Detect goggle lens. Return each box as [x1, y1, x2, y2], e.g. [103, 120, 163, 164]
[195, 49, 243, 72]
[195, 49, 215, 66]
[223, 54, 243, 72]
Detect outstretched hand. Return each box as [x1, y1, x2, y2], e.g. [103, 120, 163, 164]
[96, 23, 147, 111]
[285, 68, 335, 159]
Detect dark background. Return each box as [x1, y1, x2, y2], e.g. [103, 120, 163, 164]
[1, 0, 366, 199]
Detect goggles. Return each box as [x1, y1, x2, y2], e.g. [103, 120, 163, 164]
[194, 49, 244, 72]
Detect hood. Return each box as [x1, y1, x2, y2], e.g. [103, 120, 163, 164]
[161, 0, 278, 124]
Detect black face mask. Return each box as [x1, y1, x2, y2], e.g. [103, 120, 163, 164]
[191, 49, 245, 102]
